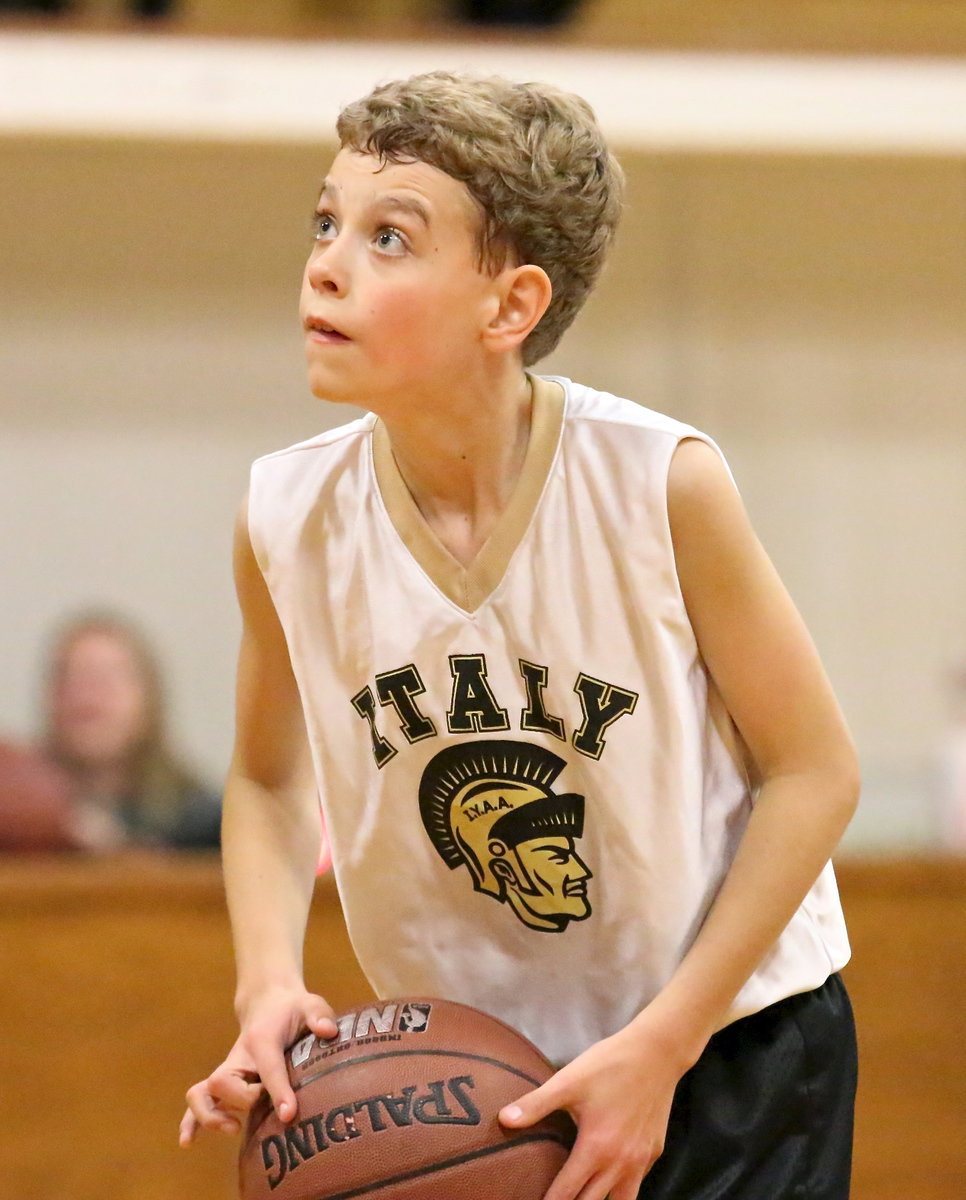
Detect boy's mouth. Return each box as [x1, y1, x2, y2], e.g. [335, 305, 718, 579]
[305, 316, 350, 343]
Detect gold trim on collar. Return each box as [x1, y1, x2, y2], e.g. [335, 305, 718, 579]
[371, 374, 565, 613]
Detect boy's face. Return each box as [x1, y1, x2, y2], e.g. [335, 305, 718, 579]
[300, 149, 503, 409]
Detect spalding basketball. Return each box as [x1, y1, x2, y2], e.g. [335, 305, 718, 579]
[239, 997, 573, 1200]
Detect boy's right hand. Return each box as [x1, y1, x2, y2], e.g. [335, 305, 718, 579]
[179, 987, 338, 1147]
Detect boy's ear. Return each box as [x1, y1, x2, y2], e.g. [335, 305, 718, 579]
[482, 264, 553, 353]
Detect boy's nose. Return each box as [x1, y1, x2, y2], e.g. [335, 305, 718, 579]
[307, 243, 349, 296]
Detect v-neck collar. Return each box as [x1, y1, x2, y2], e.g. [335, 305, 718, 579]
[371, 374, 565, 614]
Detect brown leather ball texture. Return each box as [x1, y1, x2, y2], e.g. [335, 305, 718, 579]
[239, 997, 573, 1200]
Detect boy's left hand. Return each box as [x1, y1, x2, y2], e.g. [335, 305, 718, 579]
[498, 1014, 691, 1200]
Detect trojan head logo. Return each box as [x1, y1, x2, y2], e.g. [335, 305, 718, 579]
[419, 740, 592, 933]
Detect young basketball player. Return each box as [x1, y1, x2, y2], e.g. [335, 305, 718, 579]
[180, 72, 859, 1198]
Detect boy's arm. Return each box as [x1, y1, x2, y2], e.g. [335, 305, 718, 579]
[180, 498, 337, 1145]
[501, 438, 860, 1200]
[635, 436, 860, 1056]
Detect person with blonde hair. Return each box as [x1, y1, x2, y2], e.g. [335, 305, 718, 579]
[182, 72, 858, 1197]
[42, 610, 221, 850]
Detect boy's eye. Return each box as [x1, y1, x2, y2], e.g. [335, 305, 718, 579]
[375, 227, 406, 255]
[313, 213, 337, 241]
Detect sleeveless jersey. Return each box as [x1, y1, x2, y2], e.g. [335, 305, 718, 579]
[248, 375, 850, 1067]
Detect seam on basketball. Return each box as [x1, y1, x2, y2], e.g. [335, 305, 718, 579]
[312, 1133, 568, 1200]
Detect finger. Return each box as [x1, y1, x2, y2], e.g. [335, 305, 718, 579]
[207, 1070, 264, 1114]
[249, 1042, 298, 1123]
[575, 1177, 619, 1200]
[178, 1106, 239, 1147]
[608, 1177, 647, 1200]
[306, 998, 339, 1040]
[541, 1158, 601, 1200]
[183, 1084, 243, 1138]
[499, 1079, 568, 1129]
[571, 1156, 652, 1200]
[574, 1176, 616, 1200]
[178, 1108, 199, 1148]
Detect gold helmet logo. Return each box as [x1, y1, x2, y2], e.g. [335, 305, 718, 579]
[419, 741, 592, 932]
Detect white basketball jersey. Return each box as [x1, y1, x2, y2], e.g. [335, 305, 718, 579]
[248, 375, 850, 1067]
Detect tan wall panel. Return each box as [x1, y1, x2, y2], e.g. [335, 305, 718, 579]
[575, 0, 966, 55]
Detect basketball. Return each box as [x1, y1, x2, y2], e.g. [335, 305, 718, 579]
[0, 741, 75, 851]
[239, 996, 573, 1200]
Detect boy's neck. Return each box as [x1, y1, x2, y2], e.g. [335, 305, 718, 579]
[377, 366, 534, 568]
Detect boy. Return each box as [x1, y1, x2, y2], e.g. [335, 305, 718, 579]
[181, 72, 859, 1198]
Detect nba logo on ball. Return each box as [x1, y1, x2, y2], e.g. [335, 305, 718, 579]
[289, 1001, 434, 1072]
[397, 1002, 432, 1032]
[240, 997, 573, 1200]
[289, 1034, 316, 1069]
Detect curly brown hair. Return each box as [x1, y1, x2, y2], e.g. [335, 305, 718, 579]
[336, 71, 624, 366]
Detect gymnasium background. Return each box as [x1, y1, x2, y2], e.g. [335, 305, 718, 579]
[1, 3, 964, 1198]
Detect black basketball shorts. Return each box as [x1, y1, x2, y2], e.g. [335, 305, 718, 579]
[638, 973, 858, 1200]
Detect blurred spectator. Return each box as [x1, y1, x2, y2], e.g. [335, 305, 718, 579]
[456, 0, 582, 27]
[43, 610, 222, 850]
[128, 0, 175, 16]
[0, 1, 70, 11]
[0, 609, 221, 853]
[0, 1, 174, 15]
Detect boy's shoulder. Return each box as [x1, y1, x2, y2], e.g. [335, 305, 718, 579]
[551, 375, 706, 444]
[253, 412, 377, 470]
